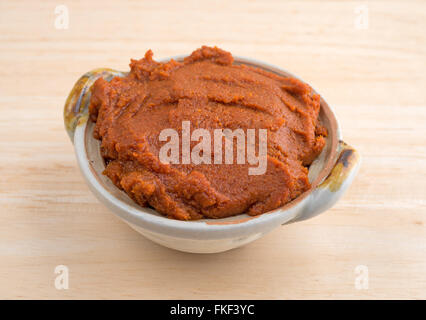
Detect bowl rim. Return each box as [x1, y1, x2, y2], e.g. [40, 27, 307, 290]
[73, 55, 341, 239]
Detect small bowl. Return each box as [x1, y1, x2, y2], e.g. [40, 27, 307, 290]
[64, 56, 360, 253]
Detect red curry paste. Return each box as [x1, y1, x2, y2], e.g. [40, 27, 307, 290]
[89, 46, 326, 220]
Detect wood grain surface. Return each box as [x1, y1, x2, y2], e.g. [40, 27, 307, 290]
[0, 0, 425, 299]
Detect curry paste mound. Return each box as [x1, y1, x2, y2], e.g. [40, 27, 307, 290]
[89, 46, 327, 220]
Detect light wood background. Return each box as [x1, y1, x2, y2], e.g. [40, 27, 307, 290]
[0, 0, 425, 299]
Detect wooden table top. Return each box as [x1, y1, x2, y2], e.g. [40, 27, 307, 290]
[1, 0, 425, 299]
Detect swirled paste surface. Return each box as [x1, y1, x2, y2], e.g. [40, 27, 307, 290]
[89, 46, 326, 220]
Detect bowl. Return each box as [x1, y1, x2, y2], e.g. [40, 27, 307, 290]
[64, 55, 360, 253]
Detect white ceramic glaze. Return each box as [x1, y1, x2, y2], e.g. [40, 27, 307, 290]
[64, 56, 361, 253]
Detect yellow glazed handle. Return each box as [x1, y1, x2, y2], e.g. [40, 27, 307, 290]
[318, 141, 360, 192]
[287, 140, 361, 223]
[63, 68, 126, 143]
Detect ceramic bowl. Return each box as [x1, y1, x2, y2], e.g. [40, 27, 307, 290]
[64, 56, 360, 253]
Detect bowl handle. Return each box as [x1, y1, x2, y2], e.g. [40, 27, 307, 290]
[285, 140, 361, 224]
[63, 68, 126, 143]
